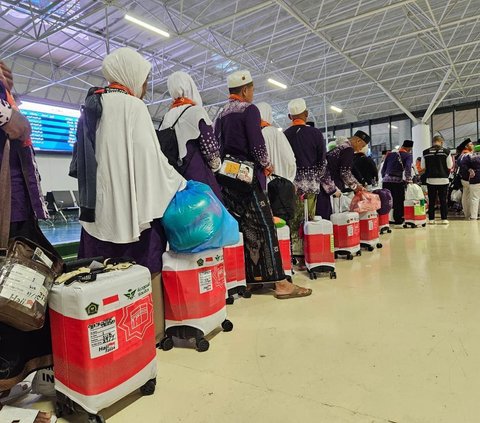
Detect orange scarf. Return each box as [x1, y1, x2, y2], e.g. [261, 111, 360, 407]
[291, 118, 306, 126]
[462, 149, 470, 154]
[108, 82, 134, 96]
[5, 90, 32, 147]
[260, 120, 271, 128]
[399, 148, 409, 153]
[229, 94, 245, 102]
[171, 97, 196, 109]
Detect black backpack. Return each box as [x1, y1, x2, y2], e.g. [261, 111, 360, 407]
[156, 105, 192, 171]
[267, 174, 296, 223]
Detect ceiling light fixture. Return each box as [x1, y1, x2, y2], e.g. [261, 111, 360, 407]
[268, 78, 287, 89]
[330, 105, 343, 113]
[125, 14, 170, 38]
[390, 124, 398, 129]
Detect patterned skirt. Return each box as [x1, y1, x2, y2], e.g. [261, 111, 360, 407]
[222, 183, 285, 284]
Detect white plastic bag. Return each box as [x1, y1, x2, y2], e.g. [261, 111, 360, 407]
[450, 189, 462, 203]
[31, 367, 56, 397]
[405, 183, 424, 201]
[332, 195, 352, 214]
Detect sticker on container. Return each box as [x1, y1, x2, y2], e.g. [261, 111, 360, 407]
[330, 234, 334, 252]
[32, 247, 53, 268]
[199, 270, 213, 294]
[0, 264, 47, 308]
[368, 220, 374, 231]
[88, 316, 118, 359]
[347, 225, 354, 237]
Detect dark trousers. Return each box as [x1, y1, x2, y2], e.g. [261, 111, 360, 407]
[383, 182, 405, 224]
[427, 184, 449, 220]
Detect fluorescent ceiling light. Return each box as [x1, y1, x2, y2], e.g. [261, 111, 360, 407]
[268, 78, 287, 89]
[330, 105, 343, 113]
[388, 124, 398, 129]
[125, 14, 170, 38]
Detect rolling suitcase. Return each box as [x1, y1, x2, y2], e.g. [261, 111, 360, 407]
[160, 248, 233, 352]
[359, 211, 382, 251]
[330, 206, 361, 260]
[303, 201, 336, 279]
[276, 225, 293, 279]
[372, 188, 393, 234]
[223, 233, 251, 304]
[403, 199, 427, 228]
[49, 263, 157, 423]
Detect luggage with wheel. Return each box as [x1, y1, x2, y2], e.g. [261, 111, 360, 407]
[403, 199, 427, 228]
[276, 225, 293, 279]
[372, 188, 393, 234]
[49, 262, 157, 423]
[359, 211, 382, 251]
[223, 233, 251, 304]
[161, 248, 233, 352]
[303, 201, 336, 279]
[330, 197, 361, 260]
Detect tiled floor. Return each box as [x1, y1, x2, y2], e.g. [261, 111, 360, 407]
[11, 220, 480, 422]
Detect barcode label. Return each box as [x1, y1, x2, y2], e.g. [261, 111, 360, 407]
[199, 270, 213, 294]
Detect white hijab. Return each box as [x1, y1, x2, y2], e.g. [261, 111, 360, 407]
[256, 102, 297, 182]
[82, 48, 186, 243]
[160, 71, 213, 161]
[102, 47, 150, 98]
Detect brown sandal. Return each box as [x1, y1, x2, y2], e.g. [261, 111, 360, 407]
[274, 284, 312, 299]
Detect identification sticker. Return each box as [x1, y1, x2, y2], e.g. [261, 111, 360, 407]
[32, 247, 53, 268]
[368, 220, 374, 231]
[88, 317, 118, 359]
[224, 161, 240, 176]
[347, 225, 354, 237]
[199, 270, 213, 294]
[0, 264, 47, 308]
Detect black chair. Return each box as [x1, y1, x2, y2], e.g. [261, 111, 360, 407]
[47, 190, 79, 222]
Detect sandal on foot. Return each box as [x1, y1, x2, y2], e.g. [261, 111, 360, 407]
[274, 285, 312, 300]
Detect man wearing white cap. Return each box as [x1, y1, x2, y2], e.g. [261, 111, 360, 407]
[214, 71, 311, 299]
[283, 98, 334, 264]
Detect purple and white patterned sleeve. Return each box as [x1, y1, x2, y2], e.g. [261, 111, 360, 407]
[320, 165, 337, 195]
[245, 104, 270, 168]
[340, 147, 361, 190]
[198, 119, 221, 171]
[0, 98, 12, 126]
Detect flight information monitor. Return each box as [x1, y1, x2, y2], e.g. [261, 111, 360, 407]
[19, 101, 80, 153]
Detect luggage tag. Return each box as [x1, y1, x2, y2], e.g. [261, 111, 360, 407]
[32, 247, 53, 268]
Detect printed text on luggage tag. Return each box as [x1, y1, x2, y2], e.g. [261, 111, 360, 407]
[199, 270, 213, 293]
[88, 317, 119, 358]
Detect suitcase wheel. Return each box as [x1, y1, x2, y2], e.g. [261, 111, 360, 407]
[159, 336, 174, 351]
[222, 319, 234, 332]
[377, 243, 383, 249]
[347, 254, 353, 261]
[140, 378, 157, 396]
[88, 414, 105, 423]
[196, 338, 210, 352]
[334, 252, 339, 259]
[387, 229, 392, 233]
[367, 246, 374, 252]
[330, 271, 337, 280]
[241, 290, 252, 299]
[226, 296, 235, 305]
[422, 223, 426, 227]
[356, 251, 362, 256]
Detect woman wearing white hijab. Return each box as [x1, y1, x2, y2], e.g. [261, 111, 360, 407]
[160, 71, 222, 200]
[256, 102, 296, 182]
[77, 48, 185, 342]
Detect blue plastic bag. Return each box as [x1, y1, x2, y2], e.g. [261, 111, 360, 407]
[162, 180, 239, 253]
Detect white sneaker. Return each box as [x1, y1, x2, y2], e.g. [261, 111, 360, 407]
[428, 220, 436, 225]
[440, 219, 449, 225]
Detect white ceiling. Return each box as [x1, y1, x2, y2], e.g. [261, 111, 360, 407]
[2, 0, 480, 128]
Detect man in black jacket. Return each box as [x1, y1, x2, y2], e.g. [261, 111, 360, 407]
[421, 135, 453, 224]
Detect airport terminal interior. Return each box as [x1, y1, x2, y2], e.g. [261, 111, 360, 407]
[1, 1, 480, 422]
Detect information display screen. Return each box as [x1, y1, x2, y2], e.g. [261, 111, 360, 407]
[19, 101, 80, 153]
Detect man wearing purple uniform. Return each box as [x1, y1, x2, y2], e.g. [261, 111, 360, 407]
[214, 70, 311, 299]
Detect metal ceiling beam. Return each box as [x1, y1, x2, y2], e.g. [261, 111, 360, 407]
[274, 0, 418, 122]
[422, 67, 453, 122]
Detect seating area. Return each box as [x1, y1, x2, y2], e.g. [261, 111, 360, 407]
[44, 190, 79, 224]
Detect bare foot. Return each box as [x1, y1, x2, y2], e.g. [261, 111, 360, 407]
[35, 411, 52, 423]
[274, 280, 311, 296]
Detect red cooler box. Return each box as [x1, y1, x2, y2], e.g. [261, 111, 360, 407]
[223, 233, 250, 303]
[49, 265, 157, 419]
[161, 248, 233, 352]
[378, 213, 391, 234]
[331, 211, 361, 259]
[276, 225, 292, 278]
[359, 211, 382, 251]
[304, 218, 336, 279]
[403, 199, 427, 228]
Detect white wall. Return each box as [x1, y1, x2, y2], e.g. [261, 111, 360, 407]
[35, 153, 77, 193]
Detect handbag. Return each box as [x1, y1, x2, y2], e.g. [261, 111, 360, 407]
[267, 174, 296, 222]
[349, 191, 381, 213]
[216, 154, 255, 192]
[0, 137, 63, 331]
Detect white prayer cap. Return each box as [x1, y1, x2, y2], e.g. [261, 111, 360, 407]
[335, 136, 348, 146]
[227, 70, 253, 88]
[288, 98, 307, 115]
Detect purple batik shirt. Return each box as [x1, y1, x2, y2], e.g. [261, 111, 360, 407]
[327, 140, 361, 192]
[381, 150, 413, 183]
[283, 123, 327, 195]
[0, 82, 48, 222]
[214, 99, 270, 190]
